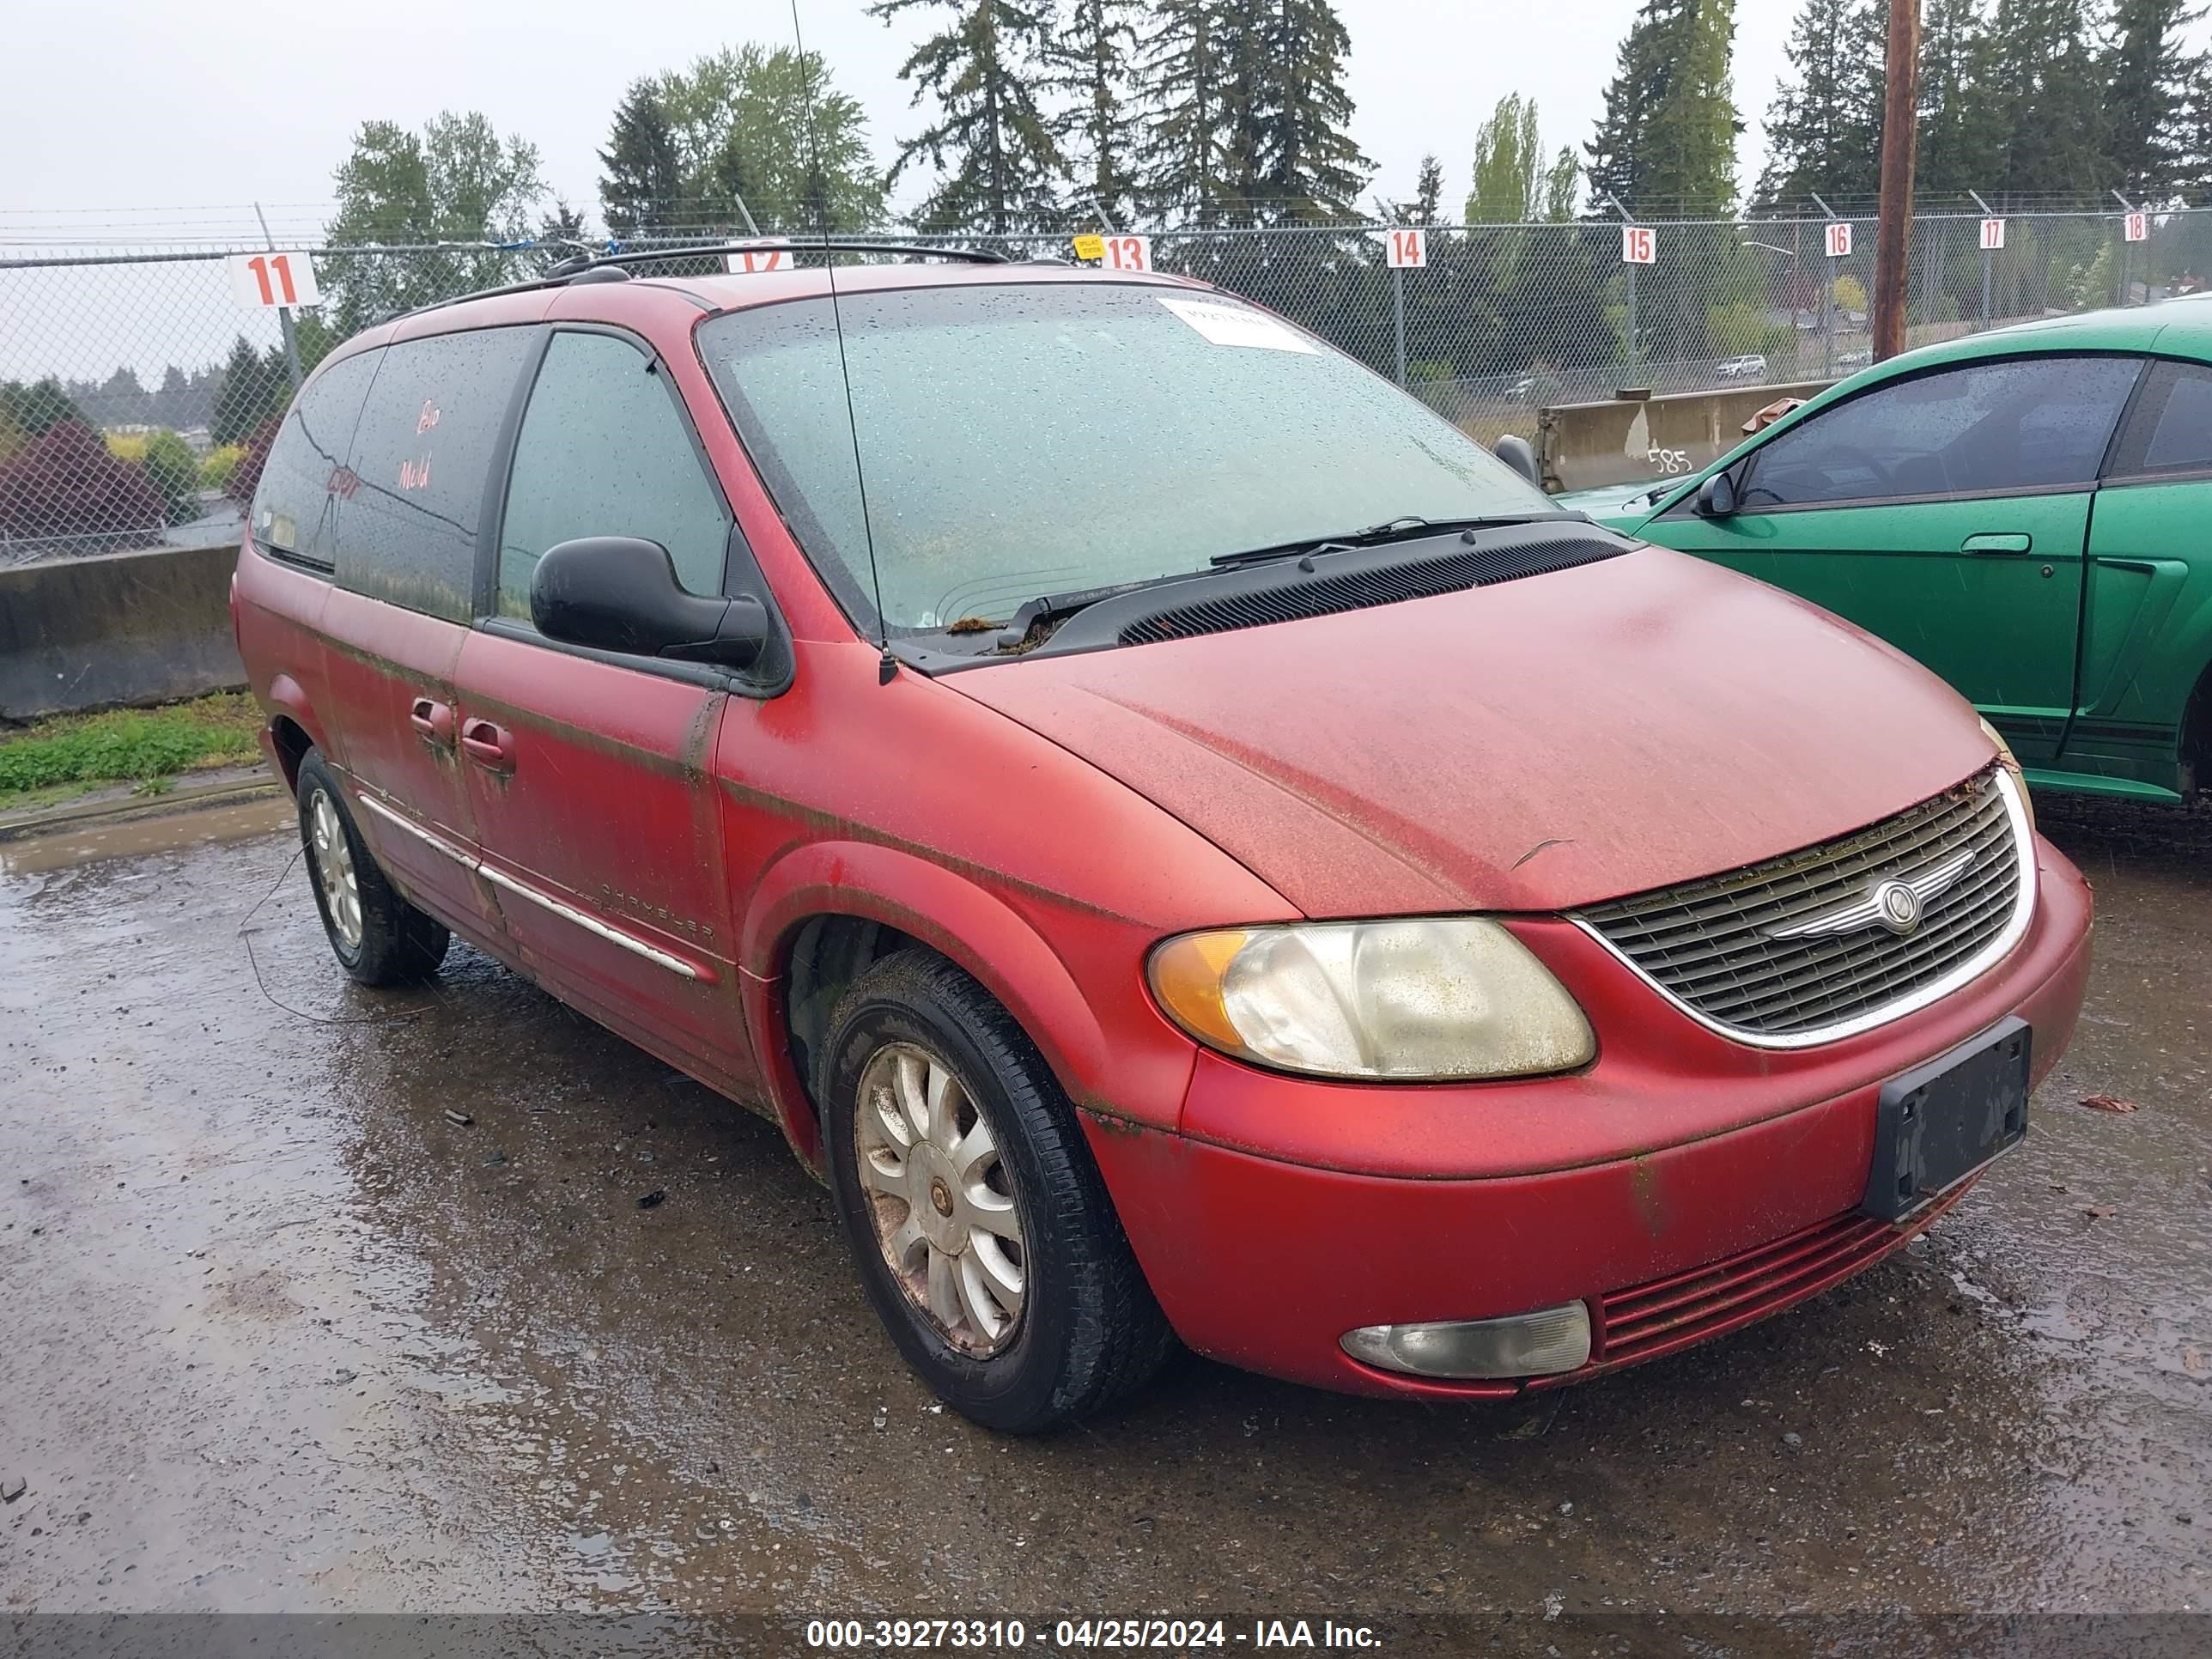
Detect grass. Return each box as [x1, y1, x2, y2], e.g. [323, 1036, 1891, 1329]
[0, 691, 264, 808]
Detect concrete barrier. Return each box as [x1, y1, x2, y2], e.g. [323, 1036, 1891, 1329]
[0, 541, 243, 723]
[1537, 380, 1834, 495]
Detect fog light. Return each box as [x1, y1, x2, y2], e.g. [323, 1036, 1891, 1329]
[1341, 1302, 1592, 1380]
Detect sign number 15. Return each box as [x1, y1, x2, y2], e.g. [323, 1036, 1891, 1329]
[227, 251, 321, 309]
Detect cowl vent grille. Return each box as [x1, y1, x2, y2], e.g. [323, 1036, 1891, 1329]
[1115, 534, 1626, 647]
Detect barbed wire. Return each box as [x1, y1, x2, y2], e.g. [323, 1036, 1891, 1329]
[0, 191, 2197, 251]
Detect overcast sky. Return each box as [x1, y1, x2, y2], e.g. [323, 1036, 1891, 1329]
[8, 0, 1801, 244]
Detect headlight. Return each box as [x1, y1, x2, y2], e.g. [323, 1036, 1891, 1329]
[1147, 918, 1595, 1081]
[1978, 717, 2033, 828]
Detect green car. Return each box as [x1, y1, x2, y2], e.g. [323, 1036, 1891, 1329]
[1565, 303, 2212, 805]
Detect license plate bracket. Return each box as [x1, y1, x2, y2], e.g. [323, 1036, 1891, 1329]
[1860, 1017, 2031, 1224]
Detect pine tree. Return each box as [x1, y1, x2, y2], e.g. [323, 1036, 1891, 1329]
[1755, 0, 1888, 210]
[2102, 0, 2206, 199]
[1917, 0, 2003, 198]
[872, 0, 1066, 233]
[1982, 0, 2107, 199]
[1406, 155, 1445, 224]
[210, 337, 278, 447]
[1203, 0, 1370, 225]
[1053, 0, 1143, 225]
[599, 81, 684, 238]
[1134, 0, 1233, 223]
[1245, 0, 1371, 223]
[1585, 0, 1742, 216]
[1468, 94, 1580, 222]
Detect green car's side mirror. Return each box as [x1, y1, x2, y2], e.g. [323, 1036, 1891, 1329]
[1696, 472, 1739, 518]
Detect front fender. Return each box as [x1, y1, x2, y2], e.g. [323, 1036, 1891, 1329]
[739, 838, 1191, 1172]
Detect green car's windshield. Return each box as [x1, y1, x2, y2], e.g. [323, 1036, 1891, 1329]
[696, 281, 1553, 638]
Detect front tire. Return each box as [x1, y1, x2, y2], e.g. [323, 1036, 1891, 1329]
[295, 749, 449, 988]
[819, 950, 1170, 1433]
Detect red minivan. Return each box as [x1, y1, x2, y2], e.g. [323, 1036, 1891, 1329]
[233, 249, 2093, 1431]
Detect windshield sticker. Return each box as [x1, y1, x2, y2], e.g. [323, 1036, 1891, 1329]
[1156, 296, 1318, 354]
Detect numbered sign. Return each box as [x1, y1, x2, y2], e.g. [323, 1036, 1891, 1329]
[1099, 234, 1152, 272]
[726, 241, 789, 275]
[1825, 222, 1853, 259]
[1979, 218, 2006, 251]
[227, 251, 320, 309]
[2124, 211, 2149, 244]
[1383, 228, 1427, 269]
[1620, 225, 1656, 265]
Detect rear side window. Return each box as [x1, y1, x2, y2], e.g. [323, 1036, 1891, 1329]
[337, 327, 535, 623]
[2110, 359, 2212, 477]
[495, 331, 731, 619]
[250, 349, 380, 570]
[1740, 356, 2140, 509]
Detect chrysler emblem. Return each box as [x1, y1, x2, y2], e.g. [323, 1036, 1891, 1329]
[1763, 848, 1973, 942]
[1874, 879, 1923, 934]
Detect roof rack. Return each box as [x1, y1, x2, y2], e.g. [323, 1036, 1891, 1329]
[387, 239, 1009, 324]
[574, 240, 1009, 272]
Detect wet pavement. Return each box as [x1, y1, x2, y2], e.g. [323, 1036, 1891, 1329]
[1, 790, 2206, 1646]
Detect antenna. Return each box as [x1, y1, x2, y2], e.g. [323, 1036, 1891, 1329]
[789, 0, 896, 684]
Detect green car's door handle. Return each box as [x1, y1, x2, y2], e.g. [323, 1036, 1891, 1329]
[1961, 532, 2033, 554]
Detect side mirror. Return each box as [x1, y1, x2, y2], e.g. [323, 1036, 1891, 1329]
[1695, 472, 1739, 519]
[530, 537, 769, 671]
[1493, 433, 1541, 489]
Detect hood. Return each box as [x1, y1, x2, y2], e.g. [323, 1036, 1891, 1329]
[947, 546, 1996, 917]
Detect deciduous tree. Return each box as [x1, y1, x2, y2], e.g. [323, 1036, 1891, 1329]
[325, 112, 547, 330]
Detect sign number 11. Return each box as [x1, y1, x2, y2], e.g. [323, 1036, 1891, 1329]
[227, 251, 322, 309]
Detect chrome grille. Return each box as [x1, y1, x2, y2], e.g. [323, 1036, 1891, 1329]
[1577, 769, 2031, 1044]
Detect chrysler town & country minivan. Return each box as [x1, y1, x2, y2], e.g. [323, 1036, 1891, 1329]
[233, 248, 2094, 1431]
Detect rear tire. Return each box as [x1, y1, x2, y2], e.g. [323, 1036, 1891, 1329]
[295, 749, 449, 988]
[818, 949, 1171, 1433]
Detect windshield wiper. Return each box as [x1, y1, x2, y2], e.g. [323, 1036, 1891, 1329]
[1206, 511, 1586, 568]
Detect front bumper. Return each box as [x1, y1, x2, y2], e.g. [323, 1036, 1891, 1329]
[1083, 836, 2092, 1398]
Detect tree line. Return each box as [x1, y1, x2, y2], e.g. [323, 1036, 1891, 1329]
[1759, 0, 2212, 211]
[19, 0, 2212, 541]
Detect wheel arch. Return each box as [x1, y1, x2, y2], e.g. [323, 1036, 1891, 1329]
[261, 672, 331, 797]
[738, 841, 1112, 1176]
[2184, 653, 2212, 800]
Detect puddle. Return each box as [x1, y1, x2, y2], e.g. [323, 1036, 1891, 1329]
[0, 793, 294, 874]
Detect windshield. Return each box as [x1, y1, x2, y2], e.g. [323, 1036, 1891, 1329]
[696, 281, 1553, 638]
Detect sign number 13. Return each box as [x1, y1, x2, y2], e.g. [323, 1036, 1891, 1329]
[1102, 235, 1152, 272]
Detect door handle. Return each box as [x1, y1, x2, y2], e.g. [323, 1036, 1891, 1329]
[459, 718, 514, 770]
[1961, 533, 2033, 554]
[409, 696, 455, 745]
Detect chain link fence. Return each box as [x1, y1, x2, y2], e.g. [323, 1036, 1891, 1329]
[5, 208, 2207, 567]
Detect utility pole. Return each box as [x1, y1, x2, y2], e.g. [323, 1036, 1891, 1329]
[1874, 0, 1921, 362]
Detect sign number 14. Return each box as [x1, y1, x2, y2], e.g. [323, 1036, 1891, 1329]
[226, 251, 321, 309]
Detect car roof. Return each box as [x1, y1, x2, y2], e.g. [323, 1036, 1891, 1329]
[1942, 299, 2208, 358]
[307, 258, 1220, 378]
